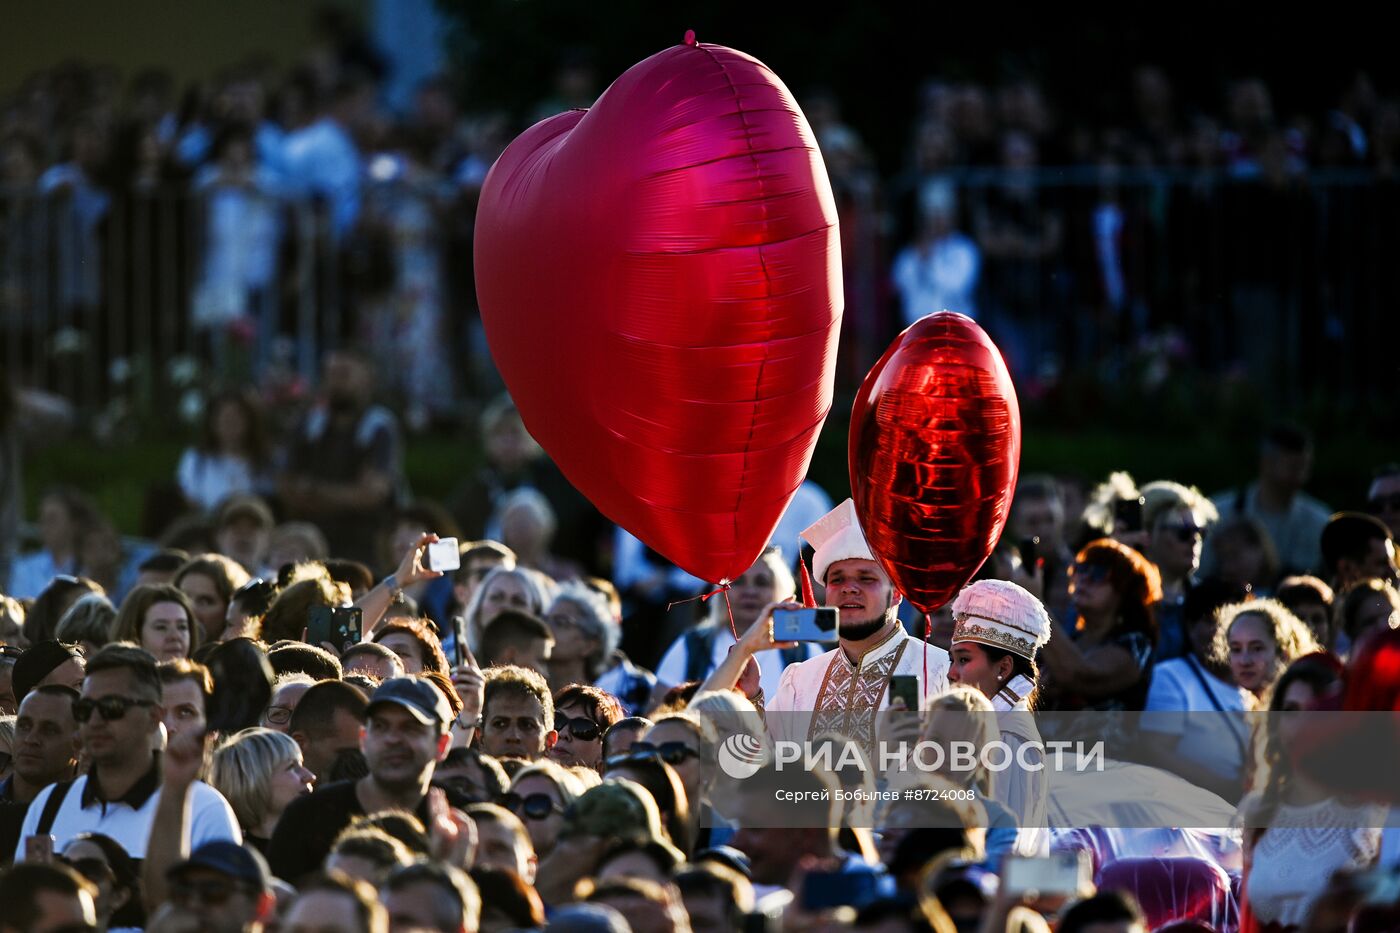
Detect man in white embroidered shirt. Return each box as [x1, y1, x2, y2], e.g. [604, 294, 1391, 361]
[726, 499, 950, 756]
[12, 644, 240, 862]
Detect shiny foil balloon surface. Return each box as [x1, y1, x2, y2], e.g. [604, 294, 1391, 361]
[475, 33, 842, 585]
[849, 312, 1021, 614]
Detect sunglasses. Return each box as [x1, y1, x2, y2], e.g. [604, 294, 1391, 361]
[72, 696, 154, 723]
[1072, 563, 1112, 585]
[1369, 494, 1400, 514]
[171, 877, 255, 907]
[626, 741, 703, 767]
[554, 715, 601, 742]
[499, 792, 564, 821]
[1164, 524, 1204, 543]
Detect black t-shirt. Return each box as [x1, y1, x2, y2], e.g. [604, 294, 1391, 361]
[267, 779, 429, 884]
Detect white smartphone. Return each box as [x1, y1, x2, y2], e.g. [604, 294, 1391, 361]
[427, 538, 461, 572]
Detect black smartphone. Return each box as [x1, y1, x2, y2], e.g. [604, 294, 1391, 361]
[453, 615, 470, 668]
[308, 605, 363, 651]
[772, 607, 840, 642]
[888, 674, 919, 711]
[1019, 535, 1041, 569]
[1114, 496, 1145, 533]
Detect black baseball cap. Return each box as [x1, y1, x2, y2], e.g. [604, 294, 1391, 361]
[367, 676, 452, 726]
[168, 841, 271, 891]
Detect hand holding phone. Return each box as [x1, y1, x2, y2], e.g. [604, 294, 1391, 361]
[24, 834, 55, 864]
[307, 605, 363, 653]
[1113, 496, 1146, 534]
[888, 674, 919, 711]
[427, 538, 460, 573]
[772, 607, 840, 643]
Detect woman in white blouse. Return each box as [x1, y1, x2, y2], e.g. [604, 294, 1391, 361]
[1242, 653, 1381, 931]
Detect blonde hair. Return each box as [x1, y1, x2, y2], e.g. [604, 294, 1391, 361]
[510, 758, 590, 809]
[921, 686, 998, 795]
[1140, 479, 1219, 530]
[688, 689, 767, 752]
[209, 727, 303, 833]
[1210, 599, 1321, 687]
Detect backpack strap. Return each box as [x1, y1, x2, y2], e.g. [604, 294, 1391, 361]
[683, 628, 715, 683]
[36, 779, 76, 837]
[778, 643, 807, 672]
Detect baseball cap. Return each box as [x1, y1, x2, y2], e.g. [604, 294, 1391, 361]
[13, 641, 83, 703]
[367, 676, 452, 726]
[168, 841, 271, 891]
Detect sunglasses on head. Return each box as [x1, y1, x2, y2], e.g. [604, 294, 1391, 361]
[499, 791, 564, 821]
[1072, 563, 1113, 585]
[625, 741, 702, 767]
[554, 715, 601, 742]
[72, 696, 154, 723]
[1369, 494, 1400, 514]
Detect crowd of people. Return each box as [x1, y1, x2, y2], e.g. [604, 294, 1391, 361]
[1, 339, 1399, 933]
[3, 28, 1398, 419]
[2, 13, 1400, 933]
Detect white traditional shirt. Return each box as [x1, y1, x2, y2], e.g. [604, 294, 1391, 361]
[993, 704, 1050, 857]
[767, 625, 950, 757]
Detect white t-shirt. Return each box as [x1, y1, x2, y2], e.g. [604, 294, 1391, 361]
[13, 771, 241, 862]
[1142, 656, 1251, 780]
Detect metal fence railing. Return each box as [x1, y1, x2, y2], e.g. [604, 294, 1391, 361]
[3, 170, 1395, 424]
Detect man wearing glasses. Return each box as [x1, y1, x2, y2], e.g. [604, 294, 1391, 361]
[10, 644, 240, 862]
[154, 841, 275, 933]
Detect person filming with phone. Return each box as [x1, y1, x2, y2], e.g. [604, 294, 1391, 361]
[703, 499, 950, 756]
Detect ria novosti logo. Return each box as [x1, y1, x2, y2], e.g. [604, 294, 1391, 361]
[717, 734, 769, 779]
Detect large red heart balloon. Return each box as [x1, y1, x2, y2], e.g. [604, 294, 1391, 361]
[849, 312, 1021, 614]
[475, 33, 842, 585]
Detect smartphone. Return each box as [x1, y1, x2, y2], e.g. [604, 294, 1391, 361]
[799, 869, 889, 910]
[428, 538, 461, 572]
[772, 607, 840, 643]
[1002, 853, 1092, 897]
[24, 834, 55, 864]
[888, 675, 919, 711]
[308, 605, 363, 651]
[453, 614, 471, 668]
[1019, 536, 1041, 569]
[1113, 496, 1145, 533]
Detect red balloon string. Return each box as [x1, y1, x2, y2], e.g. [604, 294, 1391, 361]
[720, 588, 738, 640]
[666, 582, 736, 639]
[923, 613, 932, 706]
[683, 29, 698, 46]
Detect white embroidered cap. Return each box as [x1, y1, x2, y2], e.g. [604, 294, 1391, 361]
[801, 498, 877, 584]
[949, 579, 1052, 660]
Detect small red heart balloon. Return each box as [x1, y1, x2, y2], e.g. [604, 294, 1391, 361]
[849, 312, 1021, 614]
[475, 35, 842, 585]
